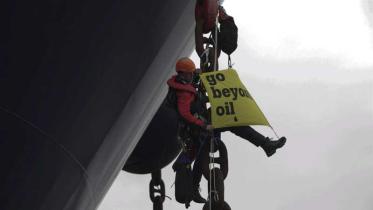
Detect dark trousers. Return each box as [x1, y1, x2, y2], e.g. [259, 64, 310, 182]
[192, 126, 266, 186]
[217, 126, 267, 147]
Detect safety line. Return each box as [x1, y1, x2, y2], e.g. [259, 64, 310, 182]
[209, 11, 220, 210]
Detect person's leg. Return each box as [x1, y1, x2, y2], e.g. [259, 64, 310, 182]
[227, 126, 266, 147]
[191, 131, 221, 188]
[192, 154, 203, 190]
[191, 137, 206, 203]
[218, 126, 287, 157]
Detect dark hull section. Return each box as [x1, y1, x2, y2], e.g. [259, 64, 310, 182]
[0, 109, 94, 210]
[0, 0, 195, 209]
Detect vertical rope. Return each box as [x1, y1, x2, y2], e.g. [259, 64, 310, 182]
[209, 12, 220, 210]
[209, 131, 214, 210]
[213, 15, 219, 71]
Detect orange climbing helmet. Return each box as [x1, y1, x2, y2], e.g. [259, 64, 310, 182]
[175, 57, 196, 73]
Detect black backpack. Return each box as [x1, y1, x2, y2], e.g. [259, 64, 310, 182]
[164, 87, 177, 110]
[219, 17, 238, 55]
[174, 164, 193, 207]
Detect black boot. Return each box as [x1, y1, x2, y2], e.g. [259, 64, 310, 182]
[261, 137, 286, 157]
[192, 185, 206, 203]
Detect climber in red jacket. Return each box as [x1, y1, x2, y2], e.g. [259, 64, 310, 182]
[167, 58, 214, 131]
[167, 57, 212, 204]
[168, 58, 287, 205]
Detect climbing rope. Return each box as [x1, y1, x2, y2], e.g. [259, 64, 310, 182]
[213, 19, 218, 72]
[208, 12, 220, 210]
[208, 131, 214, 210]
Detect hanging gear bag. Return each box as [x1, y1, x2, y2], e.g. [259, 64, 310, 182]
[174, 158, 194, 208]
[218, 17, 238, 55]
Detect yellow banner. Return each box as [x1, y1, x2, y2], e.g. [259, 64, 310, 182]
[200, 69, 270, 128]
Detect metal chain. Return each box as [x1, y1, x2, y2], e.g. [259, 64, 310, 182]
[201, 136, 230, 210]
[149, 170, 165, 210]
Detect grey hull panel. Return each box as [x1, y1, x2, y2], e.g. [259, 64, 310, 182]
[1, 0, 195, 209]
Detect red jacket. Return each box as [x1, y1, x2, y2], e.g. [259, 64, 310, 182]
[195, 0, 218, 34]
[167, 76, 205, 128]
[195, 1, 231, 34]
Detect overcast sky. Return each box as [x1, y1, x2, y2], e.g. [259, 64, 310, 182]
[99, 0, 373, 209]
